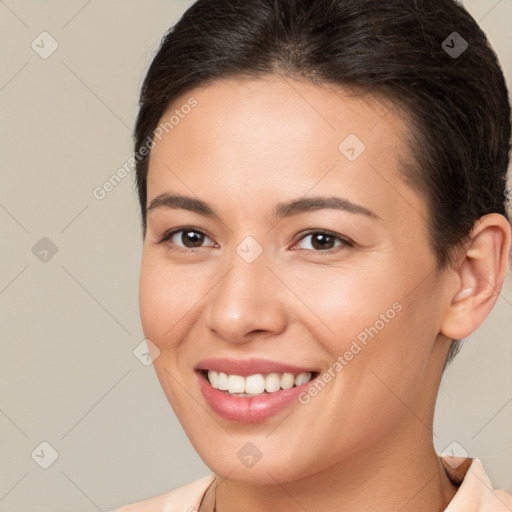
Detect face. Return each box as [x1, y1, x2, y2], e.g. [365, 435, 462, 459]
[139, 76, 452, 484]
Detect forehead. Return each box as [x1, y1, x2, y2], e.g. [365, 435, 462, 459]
[146, 75, 427, 225]
[152, 75, 403, 159]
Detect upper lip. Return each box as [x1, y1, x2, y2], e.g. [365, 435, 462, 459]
[195, 358, 319, 376]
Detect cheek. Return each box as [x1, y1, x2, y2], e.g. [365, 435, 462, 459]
[138, 251, 204, 346]
[285, 258, 436, 406]
[322, 281, 438, 433]
[283, 260, 405, 353]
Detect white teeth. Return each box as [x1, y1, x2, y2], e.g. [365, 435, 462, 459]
[265, 373, 281, 393]
[245, 374, 265, 394]
[217, 371, 229, 391]
[281, 373, 295, 389]
[227, 374, 245, 394]
[295, 372, 311, 386]
[206, 370, 313, 396]
[207, 370, 218, 388]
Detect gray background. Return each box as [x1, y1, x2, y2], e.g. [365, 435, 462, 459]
[0, 1, 511, 510]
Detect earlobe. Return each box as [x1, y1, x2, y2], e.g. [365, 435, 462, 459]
[440, 213, 511, 341]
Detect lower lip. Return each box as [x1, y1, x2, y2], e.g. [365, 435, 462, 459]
[196, 371, 318, 424]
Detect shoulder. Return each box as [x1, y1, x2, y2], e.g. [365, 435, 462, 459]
[110, 474, 215, 512]
[443, 457, 512, 511]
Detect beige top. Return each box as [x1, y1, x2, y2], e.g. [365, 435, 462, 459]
[111, 456, 512, 512]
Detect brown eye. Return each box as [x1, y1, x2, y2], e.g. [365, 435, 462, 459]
[177, 230, 206, 248]
[294, 231, 353, 252]
[310, 233, 336, 250]
[158, 228, 216, 250]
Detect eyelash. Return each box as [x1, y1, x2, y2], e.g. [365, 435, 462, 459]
[156, 227, 355, 254]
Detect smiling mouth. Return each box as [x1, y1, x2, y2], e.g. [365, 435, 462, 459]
[199, 369, 320, 397]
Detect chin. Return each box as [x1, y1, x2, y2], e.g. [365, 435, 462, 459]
[192, 440, 327, 486]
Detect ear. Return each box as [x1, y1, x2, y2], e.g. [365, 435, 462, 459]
[440, 213, 511, 340]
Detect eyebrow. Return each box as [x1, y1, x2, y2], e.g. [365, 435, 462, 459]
[147, 193, 379, 220]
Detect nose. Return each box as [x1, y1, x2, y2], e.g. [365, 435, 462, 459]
[204, 252, 288, 343]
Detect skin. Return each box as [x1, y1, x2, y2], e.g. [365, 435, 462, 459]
[139, 75, 511, 511]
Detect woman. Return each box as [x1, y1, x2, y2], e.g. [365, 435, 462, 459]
[114, 0, 512, 510]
